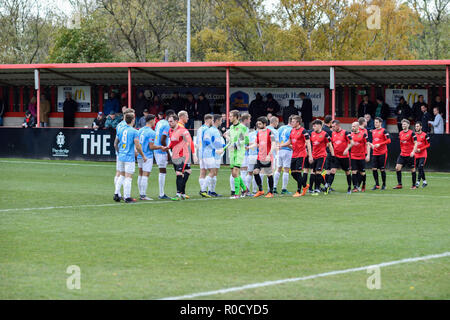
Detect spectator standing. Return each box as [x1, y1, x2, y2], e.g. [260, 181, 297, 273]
[22, 110, 36, 128]
[395, 97, 411, 132]
[155, 111, 164, 129]
[105, 111, 120, 129]
[299, 92, 312, 129]
[0, 98, 5, 126]
[169, 92, 185, 113]
[28, 96, 37, 118]
[219, 113, 227, 135]
[419, 105, 432, 133]
[265, 93, 280, 116]
[412, 95, 427, 123]
[134, 91, 149, 122]
[149, 95, 163, 115]
[364, 114, 375, 130]
[103, 92, 120, 117]
[282, 99, 299, 124]
[428, 107, 444, 134]
[197, 93, 211, 119]
[184, 92, 196, 129]
[39, 94, 51, 127]
[358, 94, 375, 118]
[138, 109, 150, 128]
[92, 112, 105, 129]
[63, 92, 78, 127]
[374, 96, 391, 128]
[432, 95, 446, 119]
[248, 93, 266, 127]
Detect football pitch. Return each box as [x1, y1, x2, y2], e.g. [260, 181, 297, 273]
[0, 158, 449, 300]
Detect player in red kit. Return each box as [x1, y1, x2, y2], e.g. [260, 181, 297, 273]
[370, 117, 391, 190]
[345, 122, 370, 192]
[394, 119, 418, 189]
[249, 117, 276, 198]
[414, 122, 430, 188]
[309, 120, 334, 196]
[331, 120, 353, 194]
[279, 115, 313, 197]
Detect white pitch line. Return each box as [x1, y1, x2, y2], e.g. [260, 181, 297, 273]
[159, 251, 450, 300]
[0, 197, 228, 213]
[1, 192, 450, 213]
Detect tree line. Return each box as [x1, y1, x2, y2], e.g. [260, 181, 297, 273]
[0, 0, 448, 64]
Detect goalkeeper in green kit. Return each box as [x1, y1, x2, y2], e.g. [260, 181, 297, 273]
[221, 110, 250, 199]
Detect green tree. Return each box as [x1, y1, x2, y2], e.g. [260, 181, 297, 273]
[48, 16, 114, 63]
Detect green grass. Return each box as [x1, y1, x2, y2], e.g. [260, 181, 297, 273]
[0, 158, 449, 299]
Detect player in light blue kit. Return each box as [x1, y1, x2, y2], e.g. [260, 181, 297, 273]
[113, 108, 135, 200]
[195, 114, 213, 197]
[203, 114, 225, 197]
[245, 129, 258, 194]
[114, 112, 146, 203]
[137, 114, 156, 201]
[154, 109, 176, 200]
[274, 114, 295, 194]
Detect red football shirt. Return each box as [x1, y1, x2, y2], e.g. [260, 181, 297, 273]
[256, 129, 273, 161]
[169, 126, 195, 161]
[414, 131, 430, 158]
[350, 131, 368, 160]
[310, 130, 330, 159]
[371, 128, 391, 155]
[399, 129, 417, 157]
[289, 127, 310, 158]
[331, 130, 352, 159]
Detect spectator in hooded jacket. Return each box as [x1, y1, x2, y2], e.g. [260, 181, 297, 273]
[412, 95, 427, 123]
[358, 94, 375, 118]
[395, 97, 411, 132]
[197, 93, 211, 119]
[103, 92, 120, 117]
[374, 96, 391, 128]
[104, 111, 121, 129]
[265, 93, 280, 116]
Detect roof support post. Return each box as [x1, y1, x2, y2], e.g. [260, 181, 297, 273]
[226, 67, 230, 127]
[35, 69, 40, 127]
[446, 65, 449, 134]
[128, 67, 132, 109]
[330, 67, 336, 120]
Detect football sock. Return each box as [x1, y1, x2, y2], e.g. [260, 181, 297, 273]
[282, 172, 289, 190]
[115, 175, 125, 195]
[254, 174, 263, 191]
[381, 171, 386, 185]
[373, 170, 379, 185]
[268, 175, 274, 193]
[141, 176, 148, 196]
[123, 177, 132, 199]
[158, 173, 166, 197]
[396, 170, 402, 185]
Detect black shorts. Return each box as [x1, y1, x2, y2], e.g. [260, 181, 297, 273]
[290, 157, 306, 171]
[351, 159, 366, 172]
[324, 154, 334, 171]
[397, 155, 415, 168]
[312, 157, 326, 172]
[303, 158, 310, 169]
[415, 157, 427, 168]
[173, 162, 191, 172]
[332, 157, 350, 171]
[372, 154, 387, 170]
[255, 160, 271, 170]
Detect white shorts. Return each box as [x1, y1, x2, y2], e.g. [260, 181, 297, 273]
[247, 156, 257, 171]
[241, 155, 249, 169]
[154, 153, 168, 168]
[278, 149, 293, 168]
[117, 161, 135, 174]
[199, 158, 208, 170]
[137, 158, 153, 172]
[203, 157, 220, 169]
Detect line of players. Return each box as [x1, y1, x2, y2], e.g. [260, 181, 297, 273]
[112, 108, 430, 202]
